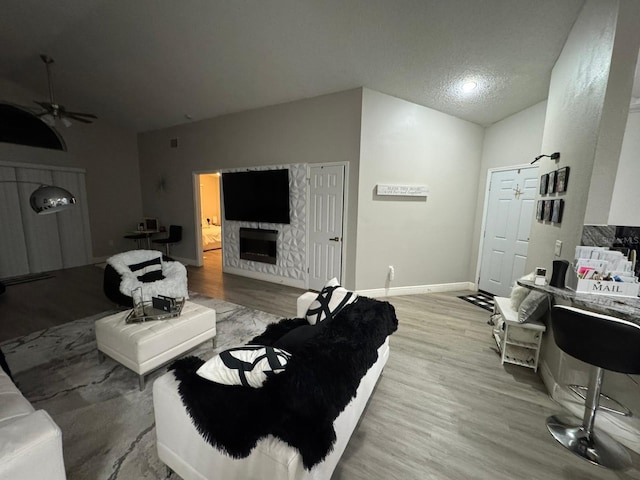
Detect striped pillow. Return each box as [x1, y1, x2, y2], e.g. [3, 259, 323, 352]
[128, 256, 162, 281]
[305, 278, 357, 325]
[196, 345, 291, 388]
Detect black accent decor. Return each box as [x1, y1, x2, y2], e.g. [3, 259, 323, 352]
[170, 296, 398, 470]
[457, 292, 495, 312]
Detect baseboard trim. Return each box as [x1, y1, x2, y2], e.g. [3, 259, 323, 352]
[223, 266, 306, 289]
[356, 281, 475, 298]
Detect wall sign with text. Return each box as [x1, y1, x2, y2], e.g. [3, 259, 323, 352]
[376, 184, 429, 197]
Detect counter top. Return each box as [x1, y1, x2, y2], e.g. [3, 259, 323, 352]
[517, 279, 640, 324]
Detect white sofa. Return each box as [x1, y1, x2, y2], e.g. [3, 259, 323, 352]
[0, 367, 66, 480]
[153, 292, 391, 480]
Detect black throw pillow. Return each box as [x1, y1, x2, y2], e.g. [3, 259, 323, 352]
[137, 270, 165, 282]
[273, 323, 324, 355]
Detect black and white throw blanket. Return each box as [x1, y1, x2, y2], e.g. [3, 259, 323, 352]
[170, 296, 398, 469]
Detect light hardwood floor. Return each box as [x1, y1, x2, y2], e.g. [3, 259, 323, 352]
[2, 252, 639, 479]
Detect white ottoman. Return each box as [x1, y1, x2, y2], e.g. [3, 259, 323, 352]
[95, 301, 216, 389]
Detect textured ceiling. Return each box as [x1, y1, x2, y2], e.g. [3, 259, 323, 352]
[0, 0, 608, 132]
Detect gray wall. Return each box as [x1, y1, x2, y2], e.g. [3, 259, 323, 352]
[357, 89, 485, 290]
[0, 78, 142, 261]
[137, 88, 362, 287]
[526, 0, 640, 274]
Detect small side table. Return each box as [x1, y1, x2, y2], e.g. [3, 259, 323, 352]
[492, 297, 546, 372]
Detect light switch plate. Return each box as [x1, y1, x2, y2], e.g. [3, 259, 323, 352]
[555, 240, 562, 256]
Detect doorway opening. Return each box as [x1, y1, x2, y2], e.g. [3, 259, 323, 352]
[194, 172, 223, 276]
[199, 173, 222, 252]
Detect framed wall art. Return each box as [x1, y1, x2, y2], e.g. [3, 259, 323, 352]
[543, 200, 553, 221]
[536, 200, 544, 221]
[552, 199, 564, 223]
[556, 166, 570, 193]
[540, 174, 548, 195]
[548, 170, 557, 194]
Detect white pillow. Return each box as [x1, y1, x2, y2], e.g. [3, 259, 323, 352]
[196, 345, 291, 388]
[305, 278, 357, 325]
[510, 272, 535, 310]
[518, 291, 549, 323]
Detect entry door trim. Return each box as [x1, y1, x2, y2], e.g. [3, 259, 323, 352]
[475, 163, 538, 291]
[306, 162, 349, 290]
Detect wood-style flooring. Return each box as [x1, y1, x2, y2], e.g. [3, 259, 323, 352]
[2, 251, 639, 479]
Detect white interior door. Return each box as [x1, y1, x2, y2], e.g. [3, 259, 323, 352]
[479, 166, 538, 297]
[308, 165, 345, 291]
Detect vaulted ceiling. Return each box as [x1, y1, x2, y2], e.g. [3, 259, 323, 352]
[5, 0, 632, 133]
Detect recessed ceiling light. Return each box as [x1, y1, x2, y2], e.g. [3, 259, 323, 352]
[462, 81, 477, 92]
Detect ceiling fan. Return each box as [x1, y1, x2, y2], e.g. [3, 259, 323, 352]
[34, 54, 97, 127]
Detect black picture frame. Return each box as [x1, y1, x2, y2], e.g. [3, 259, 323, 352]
[548, 170, 557, 194]
[543, 200, 552, 221]
[540, 174, 548, 195]
[536, 200, 544, 221]
[552, 199, 564, 223]
[556, 166, 570, 193]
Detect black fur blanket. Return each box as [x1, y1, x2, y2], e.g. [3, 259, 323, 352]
[169, 296, 398, 469]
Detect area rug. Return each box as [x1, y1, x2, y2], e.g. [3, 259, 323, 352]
[0, 294, 282, 480]
[457, 291, 495, 312]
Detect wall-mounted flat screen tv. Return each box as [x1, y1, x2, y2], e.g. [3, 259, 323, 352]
[222, 169, 290, 224]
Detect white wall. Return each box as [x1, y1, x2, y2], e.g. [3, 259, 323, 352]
[137, 89, 362, 287]
[469, 101, 547, 280]
[0, 78, 142, 261]
[609, 111, 640, 225]
[526, 0, 640, 274]
[356, 89, 484, 291]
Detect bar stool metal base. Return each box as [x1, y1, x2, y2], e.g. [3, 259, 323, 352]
[568, 384, 631, 416]
[546, 414, 631, 470]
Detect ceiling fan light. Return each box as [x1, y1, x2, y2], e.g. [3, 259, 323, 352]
[61, 117, 72, 128]
[29, 185, 76, 215]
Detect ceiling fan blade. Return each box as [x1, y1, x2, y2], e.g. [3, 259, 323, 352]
[64, 111, 97, 119]
[34, 100, 53, 110]
[64, 114, 94, 124]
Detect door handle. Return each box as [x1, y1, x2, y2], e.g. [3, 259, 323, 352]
[329, 237, 341, 242]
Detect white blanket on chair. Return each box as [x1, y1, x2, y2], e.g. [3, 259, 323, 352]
[106, 250, 189, 302]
